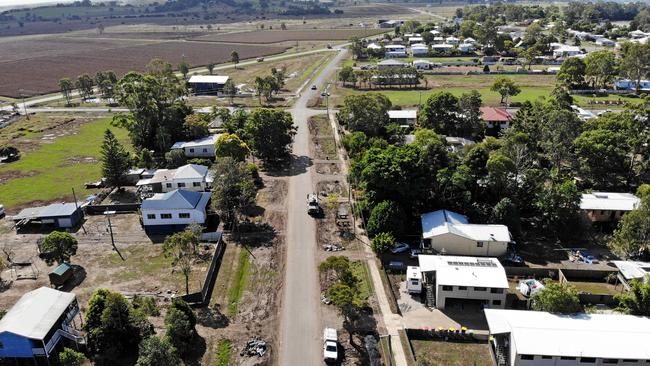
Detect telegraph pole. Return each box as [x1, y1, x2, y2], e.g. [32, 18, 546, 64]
[104, 211, 124, 261]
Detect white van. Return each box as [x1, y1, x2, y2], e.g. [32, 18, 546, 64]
[323, 327, 338, 363]
[407, 266, 422, 294]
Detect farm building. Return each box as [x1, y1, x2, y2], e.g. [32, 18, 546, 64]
[378, 20, 404, 28]
[171, 134, 220, 158]
[188, 75, 229, 95]
[420, 209, 511, 257]
[485, 309, 650, 366]
[388, 109, 417, 125]
[0, 287, 84, 362]
[613, 261, 650, 290]
[481, 107, 513, 130]
[141, 189, 211, 235]
[137, 164, 212, 193]
[417, 255, 508, 309]
[579, 192, 641, 222]
[12, 202, 83, 230]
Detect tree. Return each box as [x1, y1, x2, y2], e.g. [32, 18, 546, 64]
[59, 348, 87, 366]
[366, 201, 406, 238]
[532, 281, 582, 313]
[458, 90, 485, 139]
[96, 70, 118, 100]
[215, 133, 249, 161]
[183, 114, 209, 140]
[165, 149, 187, 169]
[136, 336, 180, 366]
[76, 73, 94, 101]
[231, 50, 240, 68]
[620, 42, 650, 94]
[490, 77, 521, 105]
[207, 63, 215, 75]
[337, 93, 391, 137]
[419, 91, 461, 134]
[165, 307, 195, 356]
[243, 108, 296, 164]
[584, 50, 617, 89]
[100, 129, 130, 188]
[222, 78, 237, 105]
[326, 282, 363, 344]
[319, 256, 354, 287]
[162, 229, 199, 295]
[349, 37, 364, 60]
[539, 109, 582, 171]
[210, 157, 257, 226]
[178, 58, 190, 80]
[41, 231, 78, 265]
[557, 57, 586, 89]
[341, 131, 369, 159]
[338, 65, 355, 86]
[371, 232, 394, 254]
[574, 129, 628, 189]
[608, 205, 650, 259]
[616, 278, 650, 315]
[59, 78, 74, 106]
[491, 198, 521, 236]
[534, 174, 581, 237]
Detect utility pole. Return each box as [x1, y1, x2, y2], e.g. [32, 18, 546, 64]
[71, 188, 86, 234]
[104, 211, 124, 261]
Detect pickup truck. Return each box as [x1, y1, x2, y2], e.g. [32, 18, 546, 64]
[323, 327, 338, 363]
[307, 193, 322, 215]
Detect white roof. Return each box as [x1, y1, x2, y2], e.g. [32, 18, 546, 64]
[421, 210, 511, 242]
[388, 110, 417, 119]
[409, 37, 424, 41]
[613, 260, 650, 281]
[385, 44, 406, 49]
[367, 43, 382, 49]
[146, 164, 209, 184]
[141, 189, 211, 210]
[580, 192, 641, 211]
[171, 134, 220, 149]
[378, 59, 406, 66]
[188, 75, 229, 84]
[446, 36, 459, 41]
[485, 309, 650, 360]
[0, 287, 76, 340]
[432, 43, 454, 49]
[411, 43, 428, 48]
[418, 255, 508, 288]
[555, 45, 581, 52]
[407, 266, 422, 280]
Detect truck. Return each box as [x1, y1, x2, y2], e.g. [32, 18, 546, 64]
[307, 193, 322, 215]
[323, 327, 338, 363]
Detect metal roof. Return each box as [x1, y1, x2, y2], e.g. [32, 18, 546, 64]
[388, 110, 417, 119]
[13, 203, 80, 220]
[421, 210, 511, 242]
[0, 287, 76, 340]
[485, 309, 650, 360]
[580, 192, 641, 211]
[171, 134, 220, 150]
[141, 189, 211, 210]
[51, 262, 72, 276]
[188, 75, 229, 84]
[613, 260, 650, 281]
[418, 255, 508, 288]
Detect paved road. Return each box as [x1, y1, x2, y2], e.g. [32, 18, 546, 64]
[278, 48, 348, 366]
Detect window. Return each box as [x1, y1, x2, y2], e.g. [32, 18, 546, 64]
[442, 285, 453, 291]
[602, 360, 618, 364]
[166, 183, 172, 188]
[477, 242, 484, 247]
[520, 355, 534, 360]
[560, 357, 576, 360]
[0, 340, 4, 349]
[189, 148, 195, 153]
[193, 182, 201, 187]
[474, 287, 486, 291]
[492, 300, 501, 306]
[203, 148, 208, 152]
[622, 360, 638, 363]
[458, 286, 467, 290]
[147, 214, 156, 220]
[541, 356, 552, 360]
[580, 358, 596, 363]
[410, 280, 419, 286]
[179, 213, 190, 219]
[177, 182, 186, 188]
[491, 288, 504, 294]
[161, 213, 172, 219]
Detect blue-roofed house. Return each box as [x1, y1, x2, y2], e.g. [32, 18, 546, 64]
[0, 287, 84, 362]
[140, 189, 211, 235]
[420, 209, 511, 256]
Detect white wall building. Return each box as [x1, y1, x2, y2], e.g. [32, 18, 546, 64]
[140, 189, 211, 235]
[595, 37, 616, 47]
[411, 44, 429, 56]
[420, 210, 511, 257]
[613, 260, 650, 290]
[384, 44, 407, 58]
[171, 134, 220, 158]
[553, 45, 583, 58]
[580, 192, 641, 222]
[137, 164, 212, 193]
[485, 309, 650, 366]
[458, 43, 475, 53]
[445, 36, 460, 45]
[412, 59, 434, 70]
[388, 110, 417, 125]
[418, 255, 508, 309]
[431, 43, 454, 53]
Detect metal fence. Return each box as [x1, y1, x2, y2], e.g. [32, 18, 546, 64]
[181, 234, 225, 307]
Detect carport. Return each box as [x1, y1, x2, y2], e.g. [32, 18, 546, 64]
[12, 202, 83, 229]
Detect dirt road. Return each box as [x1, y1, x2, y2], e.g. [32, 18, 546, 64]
[278, 48, 348, 365]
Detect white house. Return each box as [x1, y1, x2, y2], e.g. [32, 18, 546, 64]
[137, 164, 212, 193]
[431, 43, 454, 53]
[408, 36, 424, 45]
[485, 309, 650, 366]
[463, 37, 476, 44]
[418, 255, 508, 309]
[432, 36, 445, 44]
[580, 192, 641, 222]
[445, 136, 475, 152]
[420, 210, 511, 256]
[595, 37, 616, 47]
[458, 43, 475, 53]
[384, 44, 407, 58]
[366, 42, 382, 51]
[413, 59, 434, 70]
[377, 59, 407, 70]
[615, 79, 650, 91]
[553, 45, 583, 58]
[388, 110, 417, 125]
[140, 189, 211, 235]
[411, 44, 429, 56]
[629, 29, 649, 39]
[613, 260, 650, 290]
[445, 36, 460, 45]
[171, 134, 220, 158]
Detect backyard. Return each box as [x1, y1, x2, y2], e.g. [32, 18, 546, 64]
[410, 339, 493, 366]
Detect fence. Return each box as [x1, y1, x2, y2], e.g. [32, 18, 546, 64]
[85, 203, 141, 215]
[181, 233, 226, 307]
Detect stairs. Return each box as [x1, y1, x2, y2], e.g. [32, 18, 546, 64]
[425, 284, 435, 308]
[495, 344, 508, 366]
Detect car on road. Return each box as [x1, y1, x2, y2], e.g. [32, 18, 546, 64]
[307, 193, 322, 216]
[391, 242, 410, 254]
[410, 248, 422, 259]
[323, 328, 338, 363]
[311, 85, 317, 90]
[256, 57, 264, 62]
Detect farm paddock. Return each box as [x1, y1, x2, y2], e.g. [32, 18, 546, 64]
[191, 29, 387, 44]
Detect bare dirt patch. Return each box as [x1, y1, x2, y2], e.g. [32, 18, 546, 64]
[315, 162, 341, 175]
[191, 29, 387, 44]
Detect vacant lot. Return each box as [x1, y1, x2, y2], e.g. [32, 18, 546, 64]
[0, 38, 287, 97]
[411, 339, 492, 366]
[192, 29, 386, 44]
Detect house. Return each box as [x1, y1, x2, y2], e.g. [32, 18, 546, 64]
[463, 37, 476, 44]
[629, 29, 648, 39]
[0, 287, 84, 362]
[388, 110, 417, 125]
[411, 43, 429, 56]
[595, 37, 616, 47]
[141, 189, 211, 234]
[420, 209, 511, 257]
[458, 43, 475, 53]
[571, 105, 597, 120]
[188, 75, 229, 95]
[412, 59, 434, 70]
[445, 36, 460, 45]
[580, 192, 641, 222]
[171, 134, 220, 158]
[615, 79, 650, 91]
[485, 309, 650, 366]
[614, 260, 650, 290]
[378, 19, 403, 28]
[481, 107, 513, 130]
[428, 29, 441, 36]
[137, 164, 212, 193]
[431, 43, 454, 53]
[432, 36, 445, 44]
[384, 44, 407, 58]
[553, 45, 582, 58]
[377, 59, 407, 70]
[12, 203, 83, 230]
[408, 36, 424, 45]
[126, 168, 156, 185]
[417, 255, 508, 309]
[366, 42, 382, 51]
[445, 136, 475, 152]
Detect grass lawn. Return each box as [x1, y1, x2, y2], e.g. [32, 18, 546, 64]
[351, 260, 373, 302]
[215, 339, 232, 366]
[569, 281, 622, 295]
[411, 339, 492, 366]
[0, 116, 130, 210]
[572, 94, 647, 109]
[227, 248, 251, 316]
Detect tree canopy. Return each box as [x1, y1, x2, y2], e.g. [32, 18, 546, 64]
[41, 231, 78, 265]
[532, 281, 583, 313]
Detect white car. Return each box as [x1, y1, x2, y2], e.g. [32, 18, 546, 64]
[323, 327, 338, 363]
[391, 242, 410, 254]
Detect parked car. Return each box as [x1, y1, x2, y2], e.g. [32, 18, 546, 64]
[307, 193, 322, 216]
[0, 204, 4, 218]
[256, 57, 264, 62]
[323, 328, 338, 363]
[388, 261, 405, 271]
[391, 242, 410, 254]
[502, 252, 524, 267]
[311, 85, 317, 90]
[410, 248, 422, 259]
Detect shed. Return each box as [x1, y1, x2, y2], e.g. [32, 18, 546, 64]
[188, 75, 229, 95]
[12, 203, 83, 229]
[49, 263, 73, 287]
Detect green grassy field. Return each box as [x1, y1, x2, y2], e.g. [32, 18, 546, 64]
[0, 117, 129, 210]
[411, 339, 492, 366]
[227, 249, 250, 316]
